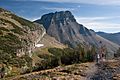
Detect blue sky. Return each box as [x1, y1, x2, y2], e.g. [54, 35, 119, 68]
[0, 0, 120, 33]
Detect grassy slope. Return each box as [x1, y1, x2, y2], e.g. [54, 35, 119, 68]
[0, 8, 43, 78]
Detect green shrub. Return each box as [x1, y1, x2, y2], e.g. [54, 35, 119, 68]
[11, 25, 25, 35]
[21, 55, 32, 67]
[48, 46, 95, 65]
[0, 52, 11, 64]
[0, 30, 3, 35]
[0, 33, 22, 54]
[33, 54, 59, 71]
[0, 27, 9, 31]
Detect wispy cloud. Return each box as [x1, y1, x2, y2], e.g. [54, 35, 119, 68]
[43, 7, 75, 11]
[76, 16, 120, 22]
[75, 16, 120, 33]
[18, 0, 120, 6]
[28, 7, 75, 20]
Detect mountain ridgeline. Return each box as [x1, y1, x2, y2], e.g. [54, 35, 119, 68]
[97, 32, 120, 45]
[35, 11, 119, 58]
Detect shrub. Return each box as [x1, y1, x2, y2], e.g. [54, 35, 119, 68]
[33, 55, 58, 71]
[0, 27, 9, 31]
[48, 46, 95, 65]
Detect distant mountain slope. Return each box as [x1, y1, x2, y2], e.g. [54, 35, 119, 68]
[35, 11, 119, 58]
[97, 32, 120, 45]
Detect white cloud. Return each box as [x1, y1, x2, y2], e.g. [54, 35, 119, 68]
[76, 16, 120, 22]
[75, 16, 120, 33]
[43, 7, 75, 11]
[29, 0, 120, 6]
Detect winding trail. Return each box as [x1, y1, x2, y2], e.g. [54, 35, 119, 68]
[4, 62, 98, 80]
[6, 60, 120, 80]
[86, 62, 98, 80]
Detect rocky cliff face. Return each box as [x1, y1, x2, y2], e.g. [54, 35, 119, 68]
[35, 11, 93, 46]
[0, 8, 46, 57]
[35, 11, 119, 58]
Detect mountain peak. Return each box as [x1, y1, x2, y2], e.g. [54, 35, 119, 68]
[34, 11, 76, 30]
[54, 11, 72, 16]
[34, 11, 95, 47]
[54, 10, 76, 23]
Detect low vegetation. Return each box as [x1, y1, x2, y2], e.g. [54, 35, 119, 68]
[0, 17, 33, 78]
[32, 45, 96, 72]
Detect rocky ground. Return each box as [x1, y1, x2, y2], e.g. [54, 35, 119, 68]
[91, 59, 120, 80]
[4, 59, 120, 80]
